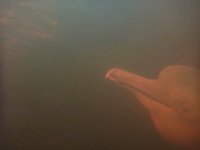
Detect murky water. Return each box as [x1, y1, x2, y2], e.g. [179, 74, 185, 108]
[1, 0, 199, 150]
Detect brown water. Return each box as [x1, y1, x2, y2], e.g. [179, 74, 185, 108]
[1, 0, 199, 150]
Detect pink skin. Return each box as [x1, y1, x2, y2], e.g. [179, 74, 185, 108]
[105, 66, 200, 149]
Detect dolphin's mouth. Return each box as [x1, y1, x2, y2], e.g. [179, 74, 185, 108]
[105, 68, 144, 89]
[105, 68, 140, 90]
[105, 68, 121, 82]
[105, 67, 155, 94]
[105, 68, 171, 108]
[105, 68, 148, 87]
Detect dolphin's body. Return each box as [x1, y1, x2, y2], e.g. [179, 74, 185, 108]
[105, 65, 200, 149]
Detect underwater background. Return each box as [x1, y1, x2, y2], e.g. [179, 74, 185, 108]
[1, 0, 199, 150]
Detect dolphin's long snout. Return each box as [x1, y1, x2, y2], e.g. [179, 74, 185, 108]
[105, 68, 156, 93]
[105, 68, 170, 107]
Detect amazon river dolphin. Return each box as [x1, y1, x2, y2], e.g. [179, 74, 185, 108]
[105, 65, 200, 150]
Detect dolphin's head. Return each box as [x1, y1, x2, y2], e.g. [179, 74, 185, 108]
[105, 65, 200, 149]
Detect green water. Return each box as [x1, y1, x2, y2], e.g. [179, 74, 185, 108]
[1, 0, 200, 150]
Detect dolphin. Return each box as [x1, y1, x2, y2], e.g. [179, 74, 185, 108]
[105, 65, 200, 149]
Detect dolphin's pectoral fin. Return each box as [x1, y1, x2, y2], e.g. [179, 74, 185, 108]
[105, 65, 200, 149]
